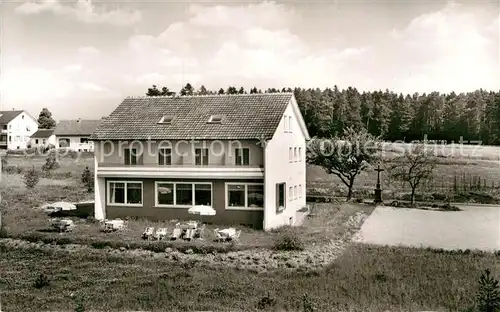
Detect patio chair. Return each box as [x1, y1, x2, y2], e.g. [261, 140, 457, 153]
[184, 228, 195, 241]
[170, 227, 182, 240]
[154, 228, 168, 241]
[213, 228, 225, 242]
[195, 224, 206, 239]
[141, 227, 155, 240]
[230, 230, 242, 243]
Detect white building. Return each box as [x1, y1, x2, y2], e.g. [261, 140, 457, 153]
[53, 119, 102, 152]
[89, 93, 310, 230]
[0, 110, 38, 150]
[29, 129, 57, 148]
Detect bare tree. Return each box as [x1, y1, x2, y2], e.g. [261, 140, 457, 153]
[389, 144, 436, 204]
[307, 127, 381, 201]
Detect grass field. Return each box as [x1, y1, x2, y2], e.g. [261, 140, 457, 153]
[1, 148, 500, 311]
[0, 242, 498, 312]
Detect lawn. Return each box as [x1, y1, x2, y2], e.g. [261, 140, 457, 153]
[0, 242, 498, 312]
[356, 205, 500, 251]
[0, 167, 373, 271]
[1, 150, 500, 311]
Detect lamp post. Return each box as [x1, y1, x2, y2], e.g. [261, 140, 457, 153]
[374, 164, 384, 204]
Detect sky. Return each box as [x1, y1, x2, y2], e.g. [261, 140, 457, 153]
[1, 0, 499, 120]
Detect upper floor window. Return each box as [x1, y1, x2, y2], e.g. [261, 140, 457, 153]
[8, 135, 11, 142]
[195, 148, 209, 166]
[2, 125, 6, 130]
[158, 148, 172, 166]
[299, 147, 302, 162]
[294, 147, 297, 162]
[80, 138, 88, 143]
[21, 115, 24, 119]
[299, 184, 302, 198]
[289, 186, 293, 201]
[294, 185, 297, 200]
[235, 148, 249, 166]
[284, 114, 288, 131]
[289, 116, 292, 132]
[9, 125, 11, 129]
[289, 147, 292, 162]
[124, 148, 142, 166]
[26, 126, 30, 131]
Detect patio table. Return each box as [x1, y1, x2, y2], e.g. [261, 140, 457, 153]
[218, 228, 236, 238]
[177, 221, 198, 230]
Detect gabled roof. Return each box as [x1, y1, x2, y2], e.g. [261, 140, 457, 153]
[31, 129, 55, 138]
[0, 110, 24, 124]
[54, 119, 102, 136]
[90, 93, 295, 140]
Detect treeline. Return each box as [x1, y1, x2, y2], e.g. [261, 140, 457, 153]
[146, 84, 500, 145]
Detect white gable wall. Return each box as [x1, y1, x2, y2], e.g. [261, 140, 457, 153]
[7, 112, 38, 150]
[263, 97, 308, 230]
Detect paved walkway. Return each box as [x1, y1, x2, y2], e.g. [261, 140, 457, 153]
[355, 205, 500, 251]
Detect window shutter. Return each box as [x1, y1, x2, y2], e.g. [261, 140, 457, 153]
[203, 148, 209, 165]
[138, 151, 144, 165]
[275, 183, 280, 212]
[243, 148, 249, 165]
[235, 149, 241, 165]
[124, 148, 130, 165]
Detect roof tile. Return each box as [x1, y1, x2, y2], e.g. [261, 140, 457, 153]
[90, 93, 293, 140]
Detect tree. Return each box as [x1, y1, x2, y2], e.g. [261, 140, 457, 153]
[146, 85, 174, 96]
[180, 83, 195, 96]
[218, 88, 225, 95]
[250, 87, 258, 94]
[81, 166, 94, 193]
[226, 86, 238, 94]
[37, 108, 56, 129]
[307, 127, 380, 200]
[388, 144, 436, 204]
[24, 165, 40, 189]
[476, 268, 500, 312]
[198, 85, 209, 95]
[238, 86, 246, 94]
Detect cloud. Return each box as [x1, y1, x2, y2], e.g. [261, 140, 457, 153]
[385, 1, 499, 93]
[78, 46, 101, 58]
[120, 2, 367, 91]
[15, 0, 141, 26]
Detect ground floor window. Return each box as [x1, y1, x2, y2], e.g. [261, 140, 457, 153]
[276, 183, 286, 212]
[155, 182, 212, 207]
[226, 183, 264, 209]
[108, 181, 143, 206]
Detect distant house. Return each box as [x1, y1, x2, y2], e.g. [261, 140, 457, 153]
[53, 119, 102, 152]
[29, 129, 56, 148]
[0, 110, 38, 150]
[90, 93, 310, 230]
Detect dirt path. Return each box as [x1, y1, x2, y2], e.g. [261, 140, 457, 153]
[0, 212, 369, 272]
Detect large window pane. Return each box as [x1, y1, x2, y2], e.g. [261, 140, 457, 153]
[195, 184, 212, 205]
[248, 185, 264, 207]
[110, 182, 125, 204]
[157, 183, 174, 205]
[127, 183, 142, 204]
[176, 183, 193, 205]
[228, 184, 245, 207]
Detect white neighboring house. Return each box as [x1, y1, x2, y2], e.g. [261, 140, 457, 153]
[89, 93, 310, 231]
[53, 119, 102, 152]
[0, 110, 38, 150]
[29, 129, 56, 148]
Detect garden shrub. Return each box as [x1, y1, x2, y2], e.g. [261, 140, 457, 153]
[33, 273, 50, 289]
[24, 166, 40, 189]
[42, 151, 60, 171]
[273, 227, 305, 251]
